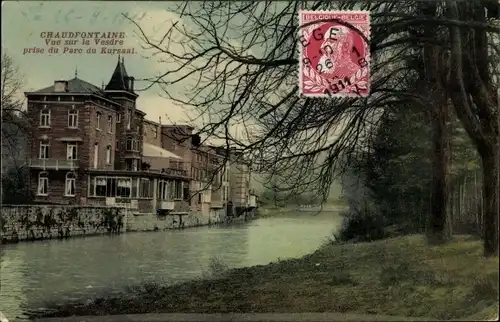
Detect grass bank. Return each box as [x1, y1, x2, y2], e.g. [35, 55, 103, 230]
[30, 235, 498, 320]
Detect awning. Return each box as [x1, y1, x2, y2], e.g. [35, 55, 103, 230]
[143, 142, 182, 159]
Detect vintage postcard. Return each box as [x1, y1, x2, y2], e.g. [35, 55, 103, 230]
[298, 10, 371, 98]
[1, 1, 498, 322]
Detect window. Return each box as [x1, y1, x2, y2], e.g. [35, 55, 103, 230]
[38, 172, 49, 195]
[106, 145, 111, 164]
[126, 137, 139, 152]
[168, 181, 175, 199]
[65, 172, 76, 196]
[68, 108, 78, 128]
[93, 177, 132, 198]
[71, 96, 74, 101]
[153, 126, 158, 138]
[95, 177, 107, 196]
[174, 181, 183, 199]
[116, 140, 119, 150]
[43, 96, 47, 101]
[67, 143, 77, 160]
[132, 159, 138, 171]
[126, 110, 131, 130]
[40, 108, 50, 127]
[139, 178, 153, 198]
[158, 180, 169, 200]
[57, 96, 61, 101]
[39, 140, 49, 159]
[117, 179, 131, 197]
[196, 153, 202, 162]
[96, 112, 101, 130]
[198, 192, 202, 204]
[107, 115, 113, 133]
[116, 113, 121, 123]
[93, 143, 99, 168]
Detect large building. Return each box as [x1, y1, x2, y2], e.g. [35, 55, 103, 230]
[23, 56, 256, 217]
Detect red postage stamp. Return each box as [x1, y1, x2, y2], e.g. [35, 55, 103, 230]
[298, 11, 371, 98]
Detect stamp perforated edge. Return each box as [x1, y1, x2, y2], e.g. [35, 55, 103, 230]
[297, 10, 372, 99]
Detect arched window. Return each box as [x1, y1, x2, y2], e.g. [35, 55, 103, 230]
[106, 145, 112, 164]
[65, 172, 76, 196]
[37, 172, 49, 196]
[126, 136, 133, 151]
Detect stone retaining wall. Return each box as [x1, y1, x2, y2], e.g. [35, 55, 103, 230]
[0, 205, 232, 243]
[126, 208, 227, 231]
[0, 205, 125, 243]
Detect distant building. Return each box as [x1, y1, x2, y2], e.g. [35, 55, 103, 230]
[23, 57, 256, 217]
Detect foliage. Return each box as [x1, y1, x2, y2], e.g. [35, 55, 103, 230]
[201, 256, 229, 280]
[259, 186, 318, 206]
[1, 166, 33, 205]
[338, 99, 482, 242]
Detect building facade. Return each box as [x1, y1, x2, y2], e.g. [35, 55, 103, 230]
[24, 57, 256, 218]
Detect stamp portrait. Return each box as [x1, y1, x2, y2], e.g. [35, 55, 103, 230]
[298, 11, 371, 98]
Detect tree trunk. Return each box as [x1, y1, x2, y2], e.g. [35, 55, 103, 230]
[428, 103, 451, 243]
[419, 0, 451, 243]
[481, 143, 499, 257]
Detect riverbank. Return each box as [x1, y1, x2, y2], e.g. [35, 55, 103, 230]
[29, 235, 499, 320]
[257, 203, 348, 218]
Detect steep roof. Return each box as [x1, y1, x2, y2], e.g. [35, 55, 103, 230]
[32, 77, 104, 94]
[105, 56, 131, 91]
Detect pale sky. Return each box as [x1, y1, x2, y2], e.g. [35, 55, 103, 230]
[1, 0, 193, 124]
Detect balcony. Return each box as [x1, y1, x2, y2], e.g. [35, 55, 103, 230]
[28, 159, 79, 170]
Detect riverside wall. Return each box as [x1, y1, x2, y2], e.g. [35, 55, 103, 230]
[0, 205, 239, 243]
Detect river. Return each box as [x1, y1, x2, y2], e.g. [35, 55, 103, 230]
[0, 211, 342, 320]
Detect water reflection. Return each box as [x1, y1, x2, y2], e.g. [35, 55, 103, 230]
[0, 212, 341, 320]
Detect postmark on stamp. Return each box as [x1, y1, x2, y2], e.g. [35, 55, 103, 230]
[298, 11, 371, 98]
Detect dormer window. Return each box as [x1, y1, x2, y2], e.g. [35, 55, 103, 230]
[40, 107, 50, 127]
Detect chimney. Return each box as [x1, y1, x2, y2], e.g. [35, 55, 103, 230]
[159, 116, 161, 124]
[54, 80, 69, 92]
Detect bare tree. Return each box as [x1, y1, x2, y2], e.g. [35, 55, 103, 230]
[1, 53, 24, 110]
[1, 53, 29, 203]
[1, 52, 28, 155]
[131, 0, 499, 256]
